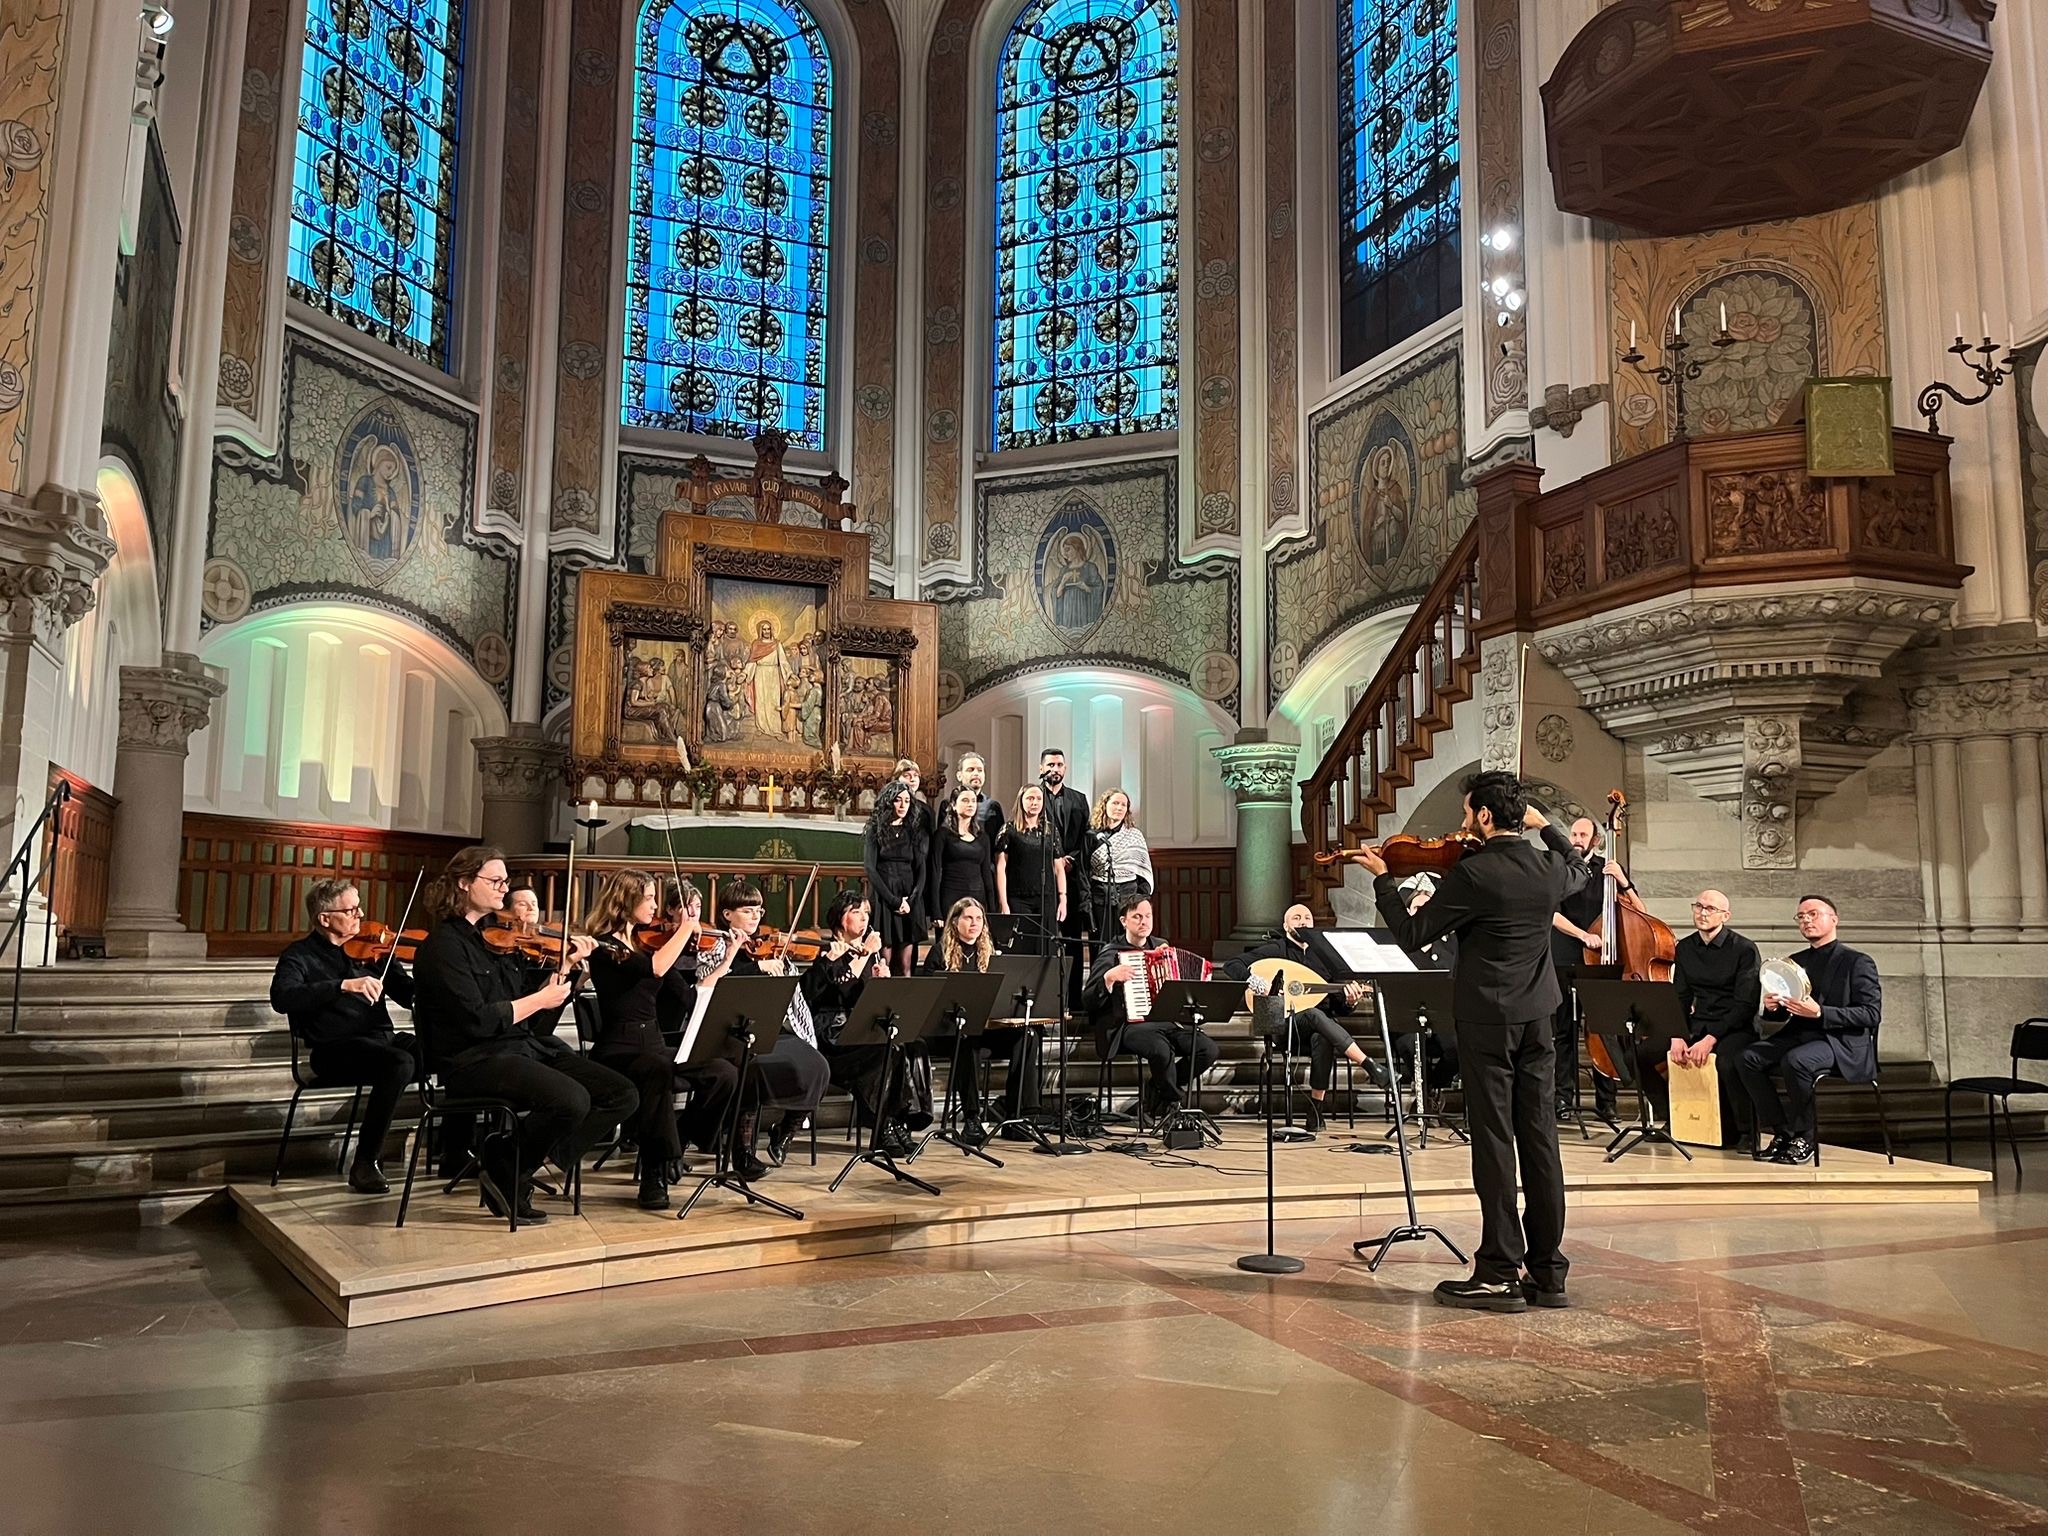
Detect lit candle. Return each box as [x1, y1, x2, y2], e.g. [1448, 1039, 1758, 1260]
[1954, 311, 1963, 341]
[1718, 301, 1728, 334]
[1671, 302, 1681, 337]
[586, 799, 597, 821]
[1628, 319, 1637, 351]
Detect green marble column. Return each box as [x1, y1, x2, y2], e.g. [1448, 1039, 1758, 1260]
[1212, 735, 1302, 940]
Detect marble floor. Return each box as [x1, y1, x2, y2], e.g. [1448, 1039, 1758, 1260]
[2, 1155, 2045, 1534]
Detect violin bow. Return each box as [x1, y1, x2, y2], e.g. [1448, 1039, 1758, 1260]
[1514, 641, 1531, 781]
[560, 820, 577, 977]
[377, 869, 425, 989]
[655, 780, 694, 920]
[779, 861, 821, 965]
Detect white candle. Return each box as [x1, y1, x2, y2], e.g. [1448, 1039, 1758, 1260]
[1719, 301, 1728, 334]
[585, 800, 597, 820]
[1629, 319, 1637, 351]
[1982, 309, 1990, 339]
[1954, 311, 1962, 341]
[1671, 302, 1681, 337]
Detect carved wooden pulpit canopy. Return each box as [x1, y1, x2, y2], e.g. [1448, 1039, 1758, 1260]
[568, 433, 937, 814]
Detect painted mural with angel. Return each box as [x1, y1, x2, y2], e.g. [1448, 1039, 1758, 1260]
[1033, 497, 1120, 643]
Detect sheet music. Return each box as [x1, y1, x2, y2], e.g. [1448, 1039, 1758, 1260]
[1322, 931, 1420, 975]
[675, 983, 715, 1064]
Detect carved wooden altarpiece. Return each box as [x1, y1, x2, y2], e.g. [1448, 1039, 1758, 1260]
[568, 435, 937, 814]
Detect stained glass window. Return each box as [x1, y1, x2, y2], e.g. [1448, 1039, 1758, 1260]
[289, 0, 466, 367]
[993, 0, 1179, 452]
[1337, 0, 1459, 374]
[623, 0, 834, 447]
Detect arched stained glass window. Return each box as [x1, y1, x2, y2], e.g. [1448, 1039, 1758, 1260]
[1337, 0, 1459, 374]
[623, 0, 835, 447]
[289, 0, 467, 367]
[993, 0, 1179, 452]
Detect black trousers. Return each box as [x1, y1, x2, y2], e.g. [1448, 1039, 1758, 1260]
[824, 1038, 935, 1128]
[1456, 1017, 1568, 1289]
[443, 1048, 638, 1185]
[1736, 1029, 1836, 1139]
[1259, 1005, 1356, 1092]
[1639, 1027, 1758, 1144]
[1553, 992, 1617, 1116]
[963, 1027, 1038, 1119]
[309, 1032, 419, 1166]
[591, 1047, 741, 1162]
[1119, 1021, 1221, 1093]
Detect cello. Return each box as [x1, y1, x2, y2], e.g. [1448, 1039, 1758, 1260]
[1581, 789, 1678, 1080]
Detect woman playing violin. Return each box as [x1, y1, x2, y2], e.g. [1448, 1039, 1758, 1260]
[800, 888, 932, 1157]
[584, 871, 740, 1210]
[268, 877, 419, 1196]
[410, 846, 637, 1225]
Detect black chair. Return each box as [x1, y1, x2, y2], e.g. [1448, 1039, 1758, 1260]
[1945, 1018, 2048, 1177]
[1812, 1065, 1894, 1167]
[396, 1074, 563, 1233]
[270, 1027, 366, 1187]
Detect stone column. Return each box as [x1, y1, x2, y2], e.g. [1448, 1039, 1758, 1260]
[102, 657, 226, 958]
[2011, 730, 2048, 933]
[473, 726, 558, 854]
[1212, 733, 1301, 940]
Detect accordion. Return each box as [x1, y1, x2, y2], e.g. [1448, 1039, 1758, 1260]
[1121, 946, 1214, 1021]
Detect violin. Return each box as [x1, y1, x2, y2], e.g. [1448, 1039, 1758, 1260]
[1312, 831, 1483, 879]
[342, 922, 427, 965]
[481, 918, 585, 967]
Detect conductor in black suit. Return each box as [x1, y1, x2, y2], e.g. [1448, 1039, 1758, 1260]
[1735, 894, 1881, 1166]
[1362, 771, 1589, 1313]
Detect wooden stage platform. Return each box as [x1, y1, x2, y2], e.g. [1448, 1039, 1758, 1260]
[231, 1129, 1988, 1327]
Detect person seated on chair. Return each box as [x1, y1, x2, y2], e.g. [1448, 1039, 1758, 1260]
[585, 870, 740, 1210]
[1735, 894, 1880, 1167]
[803, 888, 932, 1156]
[411, 846, 637, 1225]
[506, 885, 543, 931]
[1391, 874, 1462, 1097]
[1084, 895, 1220, 1120]
[919, 897, 1037, 1144]
[1218, 902, 1369, 1133]
[1657, 889, 1761, 1149]
[269, 878, 419, 1195]
[698, 883, 831, 1171]
[1550, 817, 1625, 1129]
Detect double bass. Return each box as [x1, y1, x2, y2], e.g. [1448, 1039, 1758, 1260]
[1581, 789, 1678, 1079]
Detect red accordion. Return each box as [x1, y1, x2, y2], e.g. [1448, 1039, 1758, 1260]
[1120, 946, 1213, 1021]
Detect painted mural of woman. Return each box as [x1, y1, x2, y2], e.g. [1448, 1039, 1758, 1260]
[1047, 531, 1108, 633]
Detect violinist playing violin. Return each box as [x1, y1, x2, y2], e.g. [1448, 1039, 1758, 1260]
[269, 878, 420, 1195]
[411, 846, 637, 1225]
[1361, 771, 1587, 1314]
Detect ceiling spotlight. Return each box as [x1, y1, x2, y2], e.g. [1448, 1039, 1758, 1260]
[1495, 310, 1512, 328]
[1489, 275, 1511, 298]
[1503, 289, 1525, 311]
[1480, 226, 1516, 253]
[143, 5, 174, 38]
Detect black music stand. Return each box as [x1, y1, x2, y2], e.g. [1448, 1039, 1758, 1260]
[911, 970, 1008, 1167]
[1559, 961, 1622, 1138]
[1380, 966, 1466, 1151]
[986, 950, 1067, 1153]
[1352, 971, 1468, 1272]
[828, 977, 950, 1195]
[1575, 979, 1691, 1164]
[675, 976, 803, 1222]
[1148, 978, 1244, 1149]
[983, 912, 1021, 949]
[1006, 908, 1095, 1150]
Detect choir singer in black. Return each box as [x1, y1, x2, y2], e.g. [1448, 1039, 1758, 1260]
[1362, 771, 1588, 1312]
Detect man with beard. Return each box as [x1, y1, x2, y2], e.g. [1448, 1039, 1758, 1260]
[1038, 747, 1093, 1011]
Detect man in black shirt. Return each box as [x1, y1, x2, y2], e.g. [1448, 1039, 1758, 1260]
[1084, 895, 1219, 1116]
[1219, 902, 1369, 1132]
[1038, 747, 1094, 1009]
[956, 753, 1007, 840]
[1366, 771, 1589, 1312]
[269, 878, 419, 1194]
[1550, 817, 1619, 1126]
[1736, 895, 1881, 1165]
[1645, 889, 1762, 1145]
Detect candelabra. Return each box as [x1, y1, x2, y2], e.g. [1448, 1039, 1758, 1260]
[1917, 331, 2015, 436]
[1620, 320, 1736, 442]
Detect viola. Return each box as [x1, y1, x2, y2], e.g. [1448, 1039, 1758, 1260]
[341, 922, 427, 964]
[1581, 789, 1678, 1081]
[481, 919, 585, 966]
[1312, 831, 1483, 879]
[630, 921, 711, 955]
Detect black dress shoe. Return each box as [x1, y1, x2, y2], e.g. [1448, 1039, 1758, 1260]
[999, 1122, 1037, 1143]
[1771, 1134, 1817, 1166]
[637, 1178, 671, 1211]
[1555, 1100, 1579, 1125]
[878, 1121, 915, 1157]
[766, 1118, 800, 1166]
[1520, 1279, 1570, 1309]
[1434, 1276, 1528, 1313]
[1755, 1134, 1787, 1163]
[347, 1160, 390, 1195]
[478, 1172, 549, 1224]
[958, 1123, 991, 1149]
[735, 1149, 771, 1181]
[1300, 1097, 1326, 1133]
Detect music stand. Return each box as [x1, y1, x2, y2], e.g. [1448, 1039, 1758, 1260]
[1560, 962, 1622, 1138]
[1374, 969, 1465, 1151]
[910, 970, 1008, 1167]
[1148, 979, 1245, 1148]
[986, 951, 1066, 1153]
[675, 976, 803, 1222]
[827, 977, 950, 1195]
[1352, 970, 1469, 1273]
[983, 911, 1021, 949]
[1575, 979, 1691, 1163]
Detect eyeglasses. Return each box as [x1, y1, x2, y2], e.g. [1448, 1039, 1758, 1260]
[1690, 902, 1726, 913]
[472, 875, 511, 889]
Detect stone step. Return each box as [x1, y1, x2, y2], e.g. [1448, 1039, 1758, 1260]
[7, 959, 278, 1005]
[0, 1090, 372, 1148]
[0, 1028, 296, 1068]
[0, 1122, 415, 1203]
[0, 1060, 303, 1106]
[6, 999, 296, 1033]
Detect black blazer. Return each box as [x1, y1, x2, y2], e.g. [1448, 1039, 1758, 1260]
[269, 932, 414, 1046]
[1372, 825, 1589, 1025]
[1762, 940, 1881, 1083]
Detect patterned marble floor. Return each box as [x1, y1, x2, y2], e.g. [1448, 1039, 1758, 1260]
[2, 1158, 2044, 1534]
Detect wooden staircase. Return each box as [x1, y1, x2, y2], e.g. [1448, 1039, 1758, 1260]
[1301, 523, 1483, 918]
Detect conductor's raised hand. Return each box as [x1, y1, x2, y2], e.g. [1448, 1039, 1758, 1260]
[1523, 804, 1549, 830]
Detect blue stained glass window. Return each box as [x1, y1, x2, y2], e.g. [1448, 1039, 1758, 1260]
[993, 0, 1179, 452]
[289, 0, 466, 367]
[623, 0, 834, 448]
[1337, 0, 1459, 374]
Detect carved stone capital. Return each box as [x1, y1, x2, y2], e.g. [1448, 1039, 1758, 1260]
[1898, 627, 2048, 738]
[474, 727, 561, 803]
[1210, 741, 1300, 805]
[117, 656, 225, 755]
[0, 486, 117, 648]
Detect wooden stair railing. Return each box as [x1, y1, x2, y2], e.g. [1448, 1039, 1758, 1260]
[1300, 522, 1483, 916]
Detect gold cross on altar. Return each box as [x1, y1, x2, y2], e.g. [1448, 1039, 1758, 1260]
[763, 776, 778, 817]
